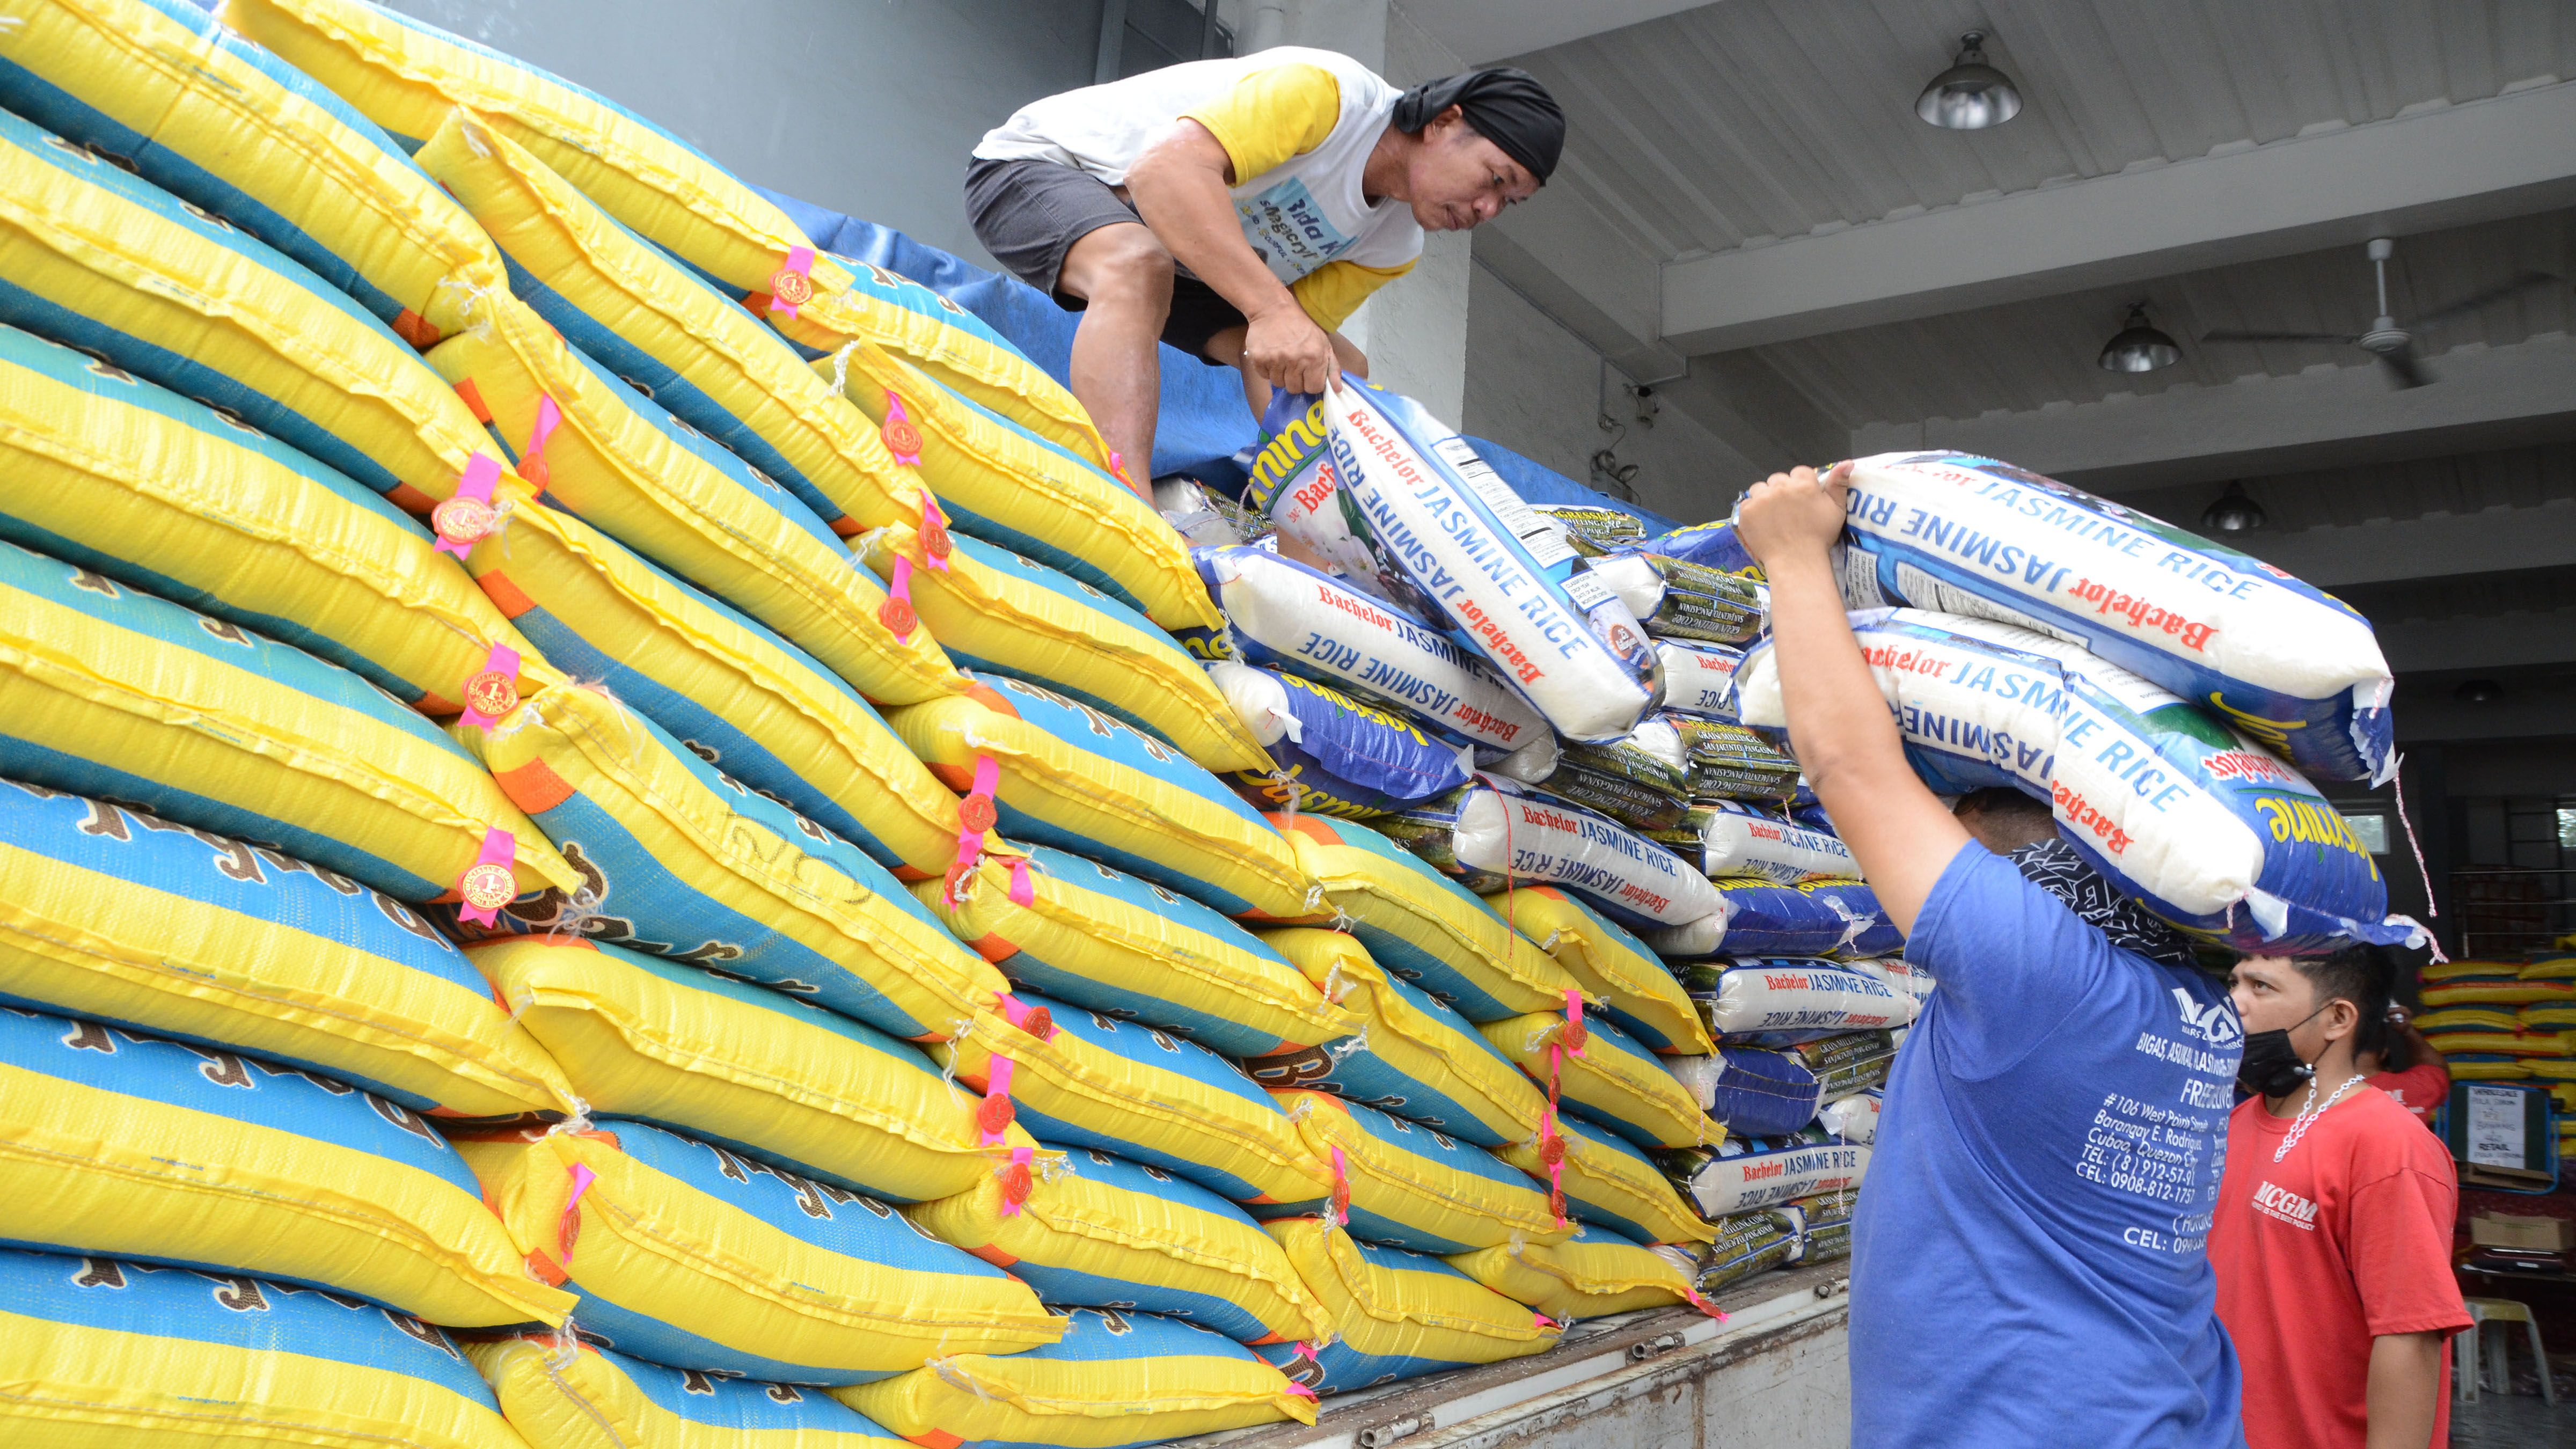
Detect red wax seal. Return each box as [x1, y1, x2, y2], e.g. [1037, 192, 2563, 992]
[923, 523, 953, 560]
[877, 596, 917, 638]
[1001, 1160, 1033, 1204]
[1538, 1133, 1566, 1167]
[769, 265, 813, 309]
[431, 493, 496, 547]
[977, 1093, 1016, 1136]
[958, 794, 997, 835]
[883, 417, 923, 457]
[463, 668, 519, 720]
[1020, 1005, 1053, 1041]
[1562, 1020, 1589, 1054]
[1548, 1187, 1568, 1219]
[943, 859, 974, 902]
[1329, 1181, 1351, 1217]
[457, 860, 516, 913]
[517, 454, 549, 489]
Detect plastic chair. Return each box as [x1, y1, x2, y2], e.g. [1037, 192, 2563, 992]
[2458, 1298, 2555, 1403]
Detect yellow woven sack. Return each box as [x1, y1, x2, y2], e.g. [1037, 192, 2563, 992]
[2422, 958, 2519, 982]
[0, 321, 539, 715]
[2, 1247, 524, 1449]
[1487, 886, 1713, 1056]
[1445, 1223, 1696, 1321]
[1270, 1089, 1564, 1254]
[927, 848, 1359, 1059]
[2447, 1059, 2530, 1080]
[473, 1335, 912, 1449]
[1265, 815, 1575, 1020]
[910, 1143, 1333, 1346]
[852, 526, 1256, 770]
[219, 0, 1110, 464]
[0, 1007, 570, 1327]
[2524, 957, 2576, 981]
[0, 0, 503, 348]
[467, 496, 958, 878]
[2423, 979, 2574, 1008]
[469, 938, 1027, 1203]
[0, 537, 576, 906]
[1496, 1116, 1716, 1246]
[0, 781, 575, 1122]
[457, 1122, 1058, 1384]
[889, 677, 1317, 920]
[470, 678, 1001, 1040]
[2523, 1004, 2576, 1030]
[2425, 1030, 2564, 1058]
[1259, 1217, 1560, 1392]
[0, 104, 502, 511]
[1482, 1011, 1715, 1151]
[829, 348, 1219, 632]
[2416, 1008, 2522, 1033]
[938, 994, 1334, 1209]
[2524, 1059, 2576, 1081]
[1248, 927, 1546, 1148]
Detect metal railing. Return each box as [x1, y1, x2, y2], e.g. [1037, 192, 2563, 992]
[2449, 865, 2576, 959]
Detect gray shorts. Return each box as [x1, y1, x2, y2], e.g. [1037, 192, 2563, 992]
[963, 155, 1250, 360]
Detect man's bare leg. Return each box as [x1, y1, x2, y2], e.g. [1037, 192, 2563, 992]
[1055, 222, 1172, 501]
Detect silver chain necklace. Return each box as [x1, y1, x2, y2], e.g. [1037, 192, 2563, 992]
[2273, 1072, 2367, 1162]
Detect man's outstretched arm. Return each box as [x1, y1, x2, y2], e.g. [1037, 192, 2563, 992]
[1735, 464, 1971, 936]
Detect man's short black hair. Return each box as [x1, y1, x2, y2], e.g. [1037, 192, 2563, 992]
[2293, 944, 2394, 1058]
[1951, 787, 2056, 851]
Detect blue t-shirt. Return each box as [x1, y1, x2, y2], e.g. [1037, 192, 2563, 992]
[1851, 846, 2246, 1448]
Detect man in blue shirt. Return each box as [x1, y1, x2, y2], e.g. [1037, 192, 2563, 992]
[1736, 464, 2247, 1447]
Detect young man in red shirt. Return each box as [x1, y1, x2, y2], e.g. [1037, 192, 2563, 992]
[2358, 1003, 2449, 1129]
[2212, 946, 2470, 1448]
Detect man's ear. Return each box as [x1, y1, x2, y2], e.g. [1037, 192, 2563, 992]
[2320, 996, 2362, 1045]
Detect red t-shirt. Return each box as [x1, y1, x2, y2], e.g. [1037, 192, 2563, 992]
[2367, 1062, 2449, 1125]
[2211, 1086, 2471, 1449]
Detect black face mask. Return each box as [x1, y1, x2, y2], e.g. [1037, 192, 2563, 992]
[2236, 1004, 2328, 1098]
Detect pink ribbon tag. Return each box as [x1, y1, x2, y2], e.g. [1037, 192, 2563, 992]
[1684, 1287, 1729, 1322]
[1007, 857, 1035, 906]
[998, 990, 1054, 1040]
[430, 452, 503, 559]
[879, 553, 918, 643]
[458, 642, 523, 729]
[1108, 449, 1131, 488]
[1564, 987, 1587, 1057]
[1534, 1312, 1557, 1330]
[945, 755, 1001, 906]
[882, 387, 925, 467]
[1284, 1341, 1322, 1398]
[456, 826, 518, 927]
[558, 1162, 597, 1266]
[768, 244, 816, 319]
[1328, 1144, 1349, 1228]
[917, 488, 951, 572]
[999, 1144, 1035, 1219]
[514, 394, 563, 489]
[979, 1056, 1016, 1145]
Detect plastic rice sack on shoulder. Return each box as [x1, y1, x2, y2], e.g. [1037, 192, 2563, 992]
[1382, 782, 1722, 933]
[851, 528, 1258, 772]
[0, 781, 574, 1122]
[1692, 1209, 1796, 1294]
[1586, 549, 1767, 646]
[1268, 815, 1577, 1020]
[1496, 1115, 1714, 1246]
[1672, 801, 1856, 884]
[1682, 958, 1914, 1043]
[839, 1306, 1312, 1448]
[1245, 391, 1406, 602]
[924, 846, 1360, 1058]
[474, 1334, 907, 1449]
[0, 0, 503, 348]
[1483, 1011, 1714, 1151]
[1323, 380, 1662, 741]
[1256, 1218, 1560, 1392]
[1645, 879, 1897, 960]
[1644, 521, 1761, 577]
[1446, 1222, 1698, 1322]
[466, 680, 1004, 1040]
[890, 676, 1317, 920]
[1659, 639, 1747, 718]
[1484, 886, 1712, 1056]
[1664, 1132, 1869, 1217]
[1211, 662, 1473, 817]
[1737, 608, 2416, 953]
[1835, 452, 2393, 782]
[1263, 1089, 1564, 1253]
[910, 1144, 1332, 1346]
[2, 1248, 522, 1449]
[0, 1008, 572, 1326]
[1189, 544, 1555, 775]
[1818, 1089, 1882, 1143]
[455, 1119, 1057, 1384]
[1244, 928, 1546, 1147]
[1539, 715, 1695, 831]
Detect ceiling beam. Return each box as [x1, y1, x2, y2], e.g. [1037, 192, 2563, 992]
[2395, 679, 2576, 742]
[1850, 332, 2576, 494]
[1394, 0, 1718, 65]
[2377, 608, 2576, 676]
[2235, 502, 2576, 590]
[1659, 80, 2576, 355]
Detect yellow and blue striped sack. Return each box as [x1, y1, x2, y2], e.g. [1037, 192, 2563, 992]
[0, 1007, 572, 1327]
[427, 292, 958, 707]
[1264, 1089, 1565, 1254]
[1245, 927, 1546, 1148]
[0, 321, 541, 715]
[1482, 1010, 1716, 1151]
[456, 1119, 1058, 1384]
[2425, 975, 2573, 1008]
[836, 1307, 1314, 1449]
[0, 1247, 524, 1449]
[2527, 957, 2576, 981]
[926, 846, 1359, 1059]
[2416, 1007, 2521, 1033]
[474, 1334, 911, 1449]
[1445, 1222, 1698, 1322]
[0, 0, 504, 349]
[2423, 958, 2518, 982]
[0, 781, 574, 1122]
[851, 526, 1257, 770]
[467, 679, 1004, 1041]
[2524, 1004, 2576, 1030]
[416, 113, 929, 545]
[0, 104, 505, 511]
[1265, 814, 1576, 1021]
[1495, 1116, 1716, 1246]
[909, 1143, 1333, 1346]
[0, 537, 577, 906]
[1485, 886, 1713, 1056]
[2446, 1059, 2530, 1081]
[467, 494, 960, 878]
[467, 935, 1026, 1204]
[1255, 1218, 1560, 1393]
[889, 676, 1318, 920]
[938, 991, 1334, 1210]
[826, 346, 1221, 631]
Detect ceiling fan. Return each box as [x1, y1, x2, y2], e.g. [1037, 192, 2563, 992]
[2198, 237, 2564, 389]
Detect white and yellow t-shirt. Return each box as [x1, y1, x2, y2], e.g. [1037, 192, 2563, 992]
[975, 49, 1422, 331]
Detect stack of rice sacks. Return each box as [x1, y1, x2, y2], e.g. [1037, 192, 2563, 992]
[2419, 956, 2576, 1160]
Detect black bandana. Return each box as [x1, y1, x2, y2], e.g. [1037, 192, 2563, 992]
[1392, 67, 1565, 183]
[2006, 839, 2199, 970]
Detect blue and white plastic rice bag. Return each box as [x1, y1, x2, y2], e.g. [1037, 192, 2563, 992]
[1657, 640, 1747, 719]
[1644, 879, 1897, 960]
[1209, 662, 1472, 817]
[1377, 782, 1721, 933]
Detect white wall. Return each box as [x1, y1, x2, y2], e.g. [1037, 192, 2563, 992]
[1331, 0, 1469, 424]
[380, 0, 1102, 266]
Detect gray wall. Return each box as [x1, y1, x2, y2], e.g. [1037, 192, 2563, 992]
[381, 0, 1102, 265]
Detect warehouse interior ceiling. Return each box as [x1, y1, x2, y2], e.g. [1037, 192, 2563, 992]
[1469, 0, 2576, 793]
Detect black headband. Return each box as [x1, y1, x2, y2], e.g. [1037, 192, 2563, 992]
[1392, 67, 1565, 184]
